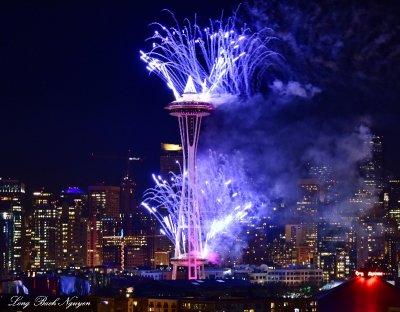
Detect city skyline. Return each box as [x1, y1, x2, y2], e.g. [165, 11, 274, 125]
[1, 0, 400, 192]
[0, 134, 396, 278]
[1, 2, 400, 310]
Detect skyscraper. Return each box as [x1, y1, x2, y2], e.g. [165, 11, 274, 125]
[317, 221, 356, 281]
[308, 164, 338, 206]
[160, 143, 183, 177]
[32, 190, 58, 270]
[354, 134, 385, 217]
[0, 179, 25, 278]
[361, 135, 384, 192]
[154, 143, 182, 260]
[387, 179, 400, 228]
[296, 178, 321, 220]
[57, 187, 87, 268]
[243, 217, 268, 265]
[120, 177, 138, 237]
[351, 134, 386, 268]
[285, 224, 318, 265]
[87, 184, 121, 266]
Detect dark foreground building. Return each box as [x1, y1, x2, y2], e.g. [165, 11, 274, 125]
[1, 279, 318, 311]
[318, 274, 400, 312]
[126, 280, 316, 312]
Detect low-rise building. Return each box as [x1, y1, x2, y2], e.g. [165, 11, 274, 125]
[249, 272, 268, 285]
[267, 267, 323, 286]
[205, 267, 231, 280]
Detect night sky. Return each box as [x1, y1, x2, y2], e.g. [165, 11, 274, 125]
[0, 0, 240, 191]
[1, 0, 400, 194]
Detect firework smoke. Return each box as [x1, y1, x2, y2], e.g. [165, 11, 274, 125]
[246, 0, 400, 101]
[202, 0, 399, 223]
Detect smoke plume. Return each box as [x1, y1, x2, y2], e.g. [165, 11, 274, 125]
[199, 0, 400, 233]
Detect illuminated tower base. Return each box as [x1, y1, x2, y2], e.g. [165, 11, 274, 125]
[171, 258, 207, 280]
[166, 98, 213, 280]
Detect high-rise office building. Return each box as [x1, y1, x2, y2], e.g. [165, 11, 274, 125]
[285, 224, 318, 265]
[87, 213, 100, 267]
[32, 190, 58, 270]
[385, 179, 400, 278]
[317, 221, 356, 281]
[87, 185, 121, 266]
[145, 143, 183, 266]
[120, 150, 142, 237]
[387, 179, 400, 228]
[263, 224, 294, 268]
[0, 179, 25, 278]
[21, 207, 32, 272]
[356, 220, 386, 268]
[360, 135, 384, 192]
[308, 164, 338, 206]
[120, 177, 138, 237]
[57, 187, 87, 268]
[352, 134, 385, 217]
[160, 143, 183, 178]
[296, 178, 321, 220]
[101, 235, 154, 269]
[89, 185, 120, 219]
[243, 217, 268, 265]
[120, 170, 148, 238]
[349, 134, 386, 269]
[102, 235, 123, 267]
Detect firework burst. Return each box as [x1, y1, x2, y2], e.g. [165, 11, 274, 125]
[142, 151, 257, 261]
[140, 10, 275, 104]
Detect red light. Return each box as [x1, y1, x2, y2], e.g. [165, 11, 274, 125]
[367, 277, 378, 287]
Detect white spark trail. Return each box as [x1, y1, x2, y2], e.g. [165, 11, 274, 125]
[140, 10, 275, 104]
[141, 151, 258, 261]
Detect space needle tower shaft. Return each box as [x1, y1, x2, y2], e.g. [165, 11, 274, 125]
[166, 76, 213, 280]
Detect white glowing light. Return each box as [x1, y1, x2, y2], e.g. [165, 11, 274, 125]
[355, 270, 384, 277]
